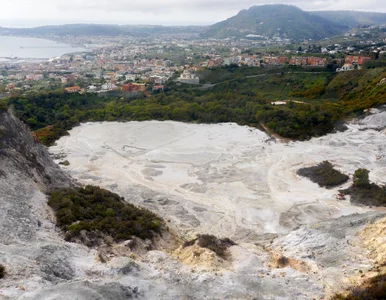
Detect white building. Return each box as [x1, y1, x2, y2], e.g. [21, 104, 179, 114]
[178, 70, 200, 85]
[88, 85, 98, 92]
[125, 74, 137, 81]
[336, 63, 355, 72]
[101, 83, 118, 90]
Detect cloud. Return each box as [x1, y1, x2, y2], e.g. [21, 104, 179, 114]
[1, 0, 386, 26]
[54, 0, 386, 13]
[55, 0, 319, 13]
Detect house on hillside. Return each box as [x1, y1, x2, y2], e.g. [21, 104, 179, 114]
[64, 86, 82, 93]
[178, 70, 200, 85]
[289, 57, 308, 66]
[336, 63, 355, 72]
[122, 83, 146, 92]
[125, 74, 138, 81]
[307, 57, 327, 67]
[208, 58, 224, 67]
[289, 56, 326, 67]
[101, 83, 119, 91]
[6, 83, 14, 91]
[153, 85, 164, 92]
[263, 56, 288, 65]
[88, 85, 98, 93]
[345, 56, 371, 65]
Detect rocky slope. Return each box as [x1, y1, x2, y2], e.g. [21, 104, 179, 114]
[0, 110, 140, 299]
[1, 109, 386, 299]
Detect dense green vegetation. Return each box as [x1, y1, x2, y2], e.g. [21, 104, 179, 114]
[342, 169, 386, 207]
[297, 161, 349, 188]
[331, 273, 386, 300]
[48, 186, 162, 246]
[183, 234, 236, 259]
[6, 66, 386, 145]
[353, 169, 370, 189]
[331, 68, 386, 113]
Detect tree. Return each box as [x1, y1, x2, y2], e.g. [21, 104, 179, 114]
[353, 168, 370, 188]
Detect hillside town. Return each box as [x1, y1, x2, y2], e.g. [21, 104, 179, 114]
[0, 25, 385, 96]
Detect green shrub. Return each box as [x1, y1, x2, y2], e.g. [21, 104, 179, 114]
[341, 169, 386, 207]
[342, 183, 386, 207]
[48, 186, 163, 245]
[59, 160, 70, 166]
[353, 168, 370, 188]
[297, 161, 349, 188]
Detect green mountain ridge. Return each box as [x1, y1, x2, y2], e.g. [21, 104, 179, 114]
[201, 4, 348, 40]
[2, 7, 386, 39]
[310, 10, 386, 28]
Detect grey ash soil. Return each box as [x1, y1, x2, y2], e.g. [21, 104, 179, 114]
[1, 110, 386, 299]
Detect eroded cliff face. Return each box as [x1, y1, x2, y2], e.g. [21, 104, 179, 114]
[0, 111, 139, 299]
[0, 110, 73, 246]
[1, 109, 386, 300]
[0, 110, 72, 191]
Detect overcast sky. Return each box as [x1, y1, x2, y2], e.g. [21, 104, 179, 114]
[1, 0, 386, 27]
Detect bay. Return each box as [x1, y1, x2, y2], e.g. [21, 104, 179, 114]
[0, 36, 87, 60]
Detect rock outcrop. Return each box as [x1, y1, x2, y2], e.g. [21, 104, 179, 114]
[0, 109, 73, 247]
[0, 111, 139, 299]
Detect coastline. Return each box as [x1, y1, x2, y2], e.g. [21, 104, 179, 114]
[0, 35, 89, 63]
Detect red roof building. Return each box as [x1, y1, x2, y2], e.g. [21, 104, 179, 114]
[345, 56, 371, 65]
[122, 83, 146, 92]
[64, 86, 82, 93]
[289, 57, 327, 67]
[263, 56, 288, 65]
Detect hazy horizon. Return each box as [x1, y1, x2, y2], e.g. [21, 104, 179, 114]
[1, 1, 386, 28]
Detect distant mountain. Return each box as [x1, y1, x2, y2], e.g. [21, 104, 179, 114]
[120, 25, 206, 36]
[201, 4, 348, 40]
[0, 24, 206, 37]
[0, 24, 124, 36]
[310, 11, 386, 28]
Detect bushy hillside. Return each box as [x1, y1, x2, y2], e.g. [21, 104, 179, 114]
[201, 4, 347, 40]
[325, 67, 386, 112]
[48, 186, 162, 244]
[311, 11, 386, 28]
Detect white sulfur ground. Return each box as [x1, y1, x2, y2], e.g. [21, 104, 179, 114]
[50, 110, 386, 240]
